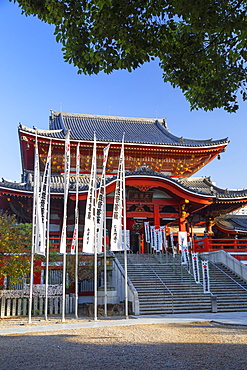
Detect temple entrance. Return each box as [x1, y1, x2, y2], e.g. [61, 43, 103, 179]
[130, 231, 140, 253]
[128, 217, 145, 253]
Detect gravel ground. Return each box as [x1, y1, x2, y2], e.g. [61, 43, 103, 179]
[0, 320, 247, 370]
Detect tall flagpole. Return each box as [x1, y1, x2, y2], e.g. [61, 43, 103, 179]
[83, 134, 97, 319]
[93, 134, 97, 321]
[102, 144, 110, 316]
[122, 135, 128, 319]
[104, 177, 107, 317]
[110, 134, 126, 316]
[74, 142, 80, 318]
[29, 130, 39, 324]
[60, 130, 70, 322]
[94, 211, 97, 321]
[45, 199, 51, 321]
[29, 237, 35, 324]
[44, 140, 52, 321]
[95, 143, 110, 317]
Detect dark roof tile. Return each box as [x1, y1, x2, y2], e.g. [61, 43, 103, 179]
[46, 111, 228, 147]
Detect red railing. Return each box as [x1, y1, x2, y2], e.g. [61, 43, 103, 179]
[49, 236, 83, 250]
[193, 237, 247, 262]
[49, 234, 109, 251]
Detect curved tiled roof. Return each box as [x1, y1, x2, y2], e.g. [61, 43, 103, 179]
[215, 215, 247, 233]
[1, 168, 247, 201]
[19, 111, 229, 147]
[51, 111, 229, 146]
[179, 177, 247, 199]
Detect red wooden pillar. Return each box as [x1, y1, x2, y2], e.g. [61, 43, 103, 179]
[203, 236, 210, 252]
[0, 265, 4, 287]
[33, 260, 42, 284]
[154, 204, 160, 227]
[140, 234, 145, 254]
[179, 217, 186, 232]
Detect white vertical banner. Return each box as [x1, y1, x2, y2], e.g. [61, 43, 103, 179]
[110, 139, 124, 251]
[61, 131, 71, 322]
[202, 260, 210, 293]
[144, 221, 150, 243]
[155, 228, 161, 251]
[33, 133, 45, 256]
[178, 231, 187, 251]
[34, 202, 45, 255]
[96, 143, 110, 253]
[178, 231, 188, 264]
[71, 225, 77, 255]
[192, 253, 200, 283]
[150, 226, 155, 250]
[60, 131, 71, 254]
[71, 142, 80, 255]
[83, 134, 97, 254]
[122, 230, 130, 250]
[160, 226, 167, 252]
[170, 232, 174, 255]
[182, 245, 189, 265]
[29, 131, 39, 323]
[43, 140, 52, 321]
[40, 141, 52, 254]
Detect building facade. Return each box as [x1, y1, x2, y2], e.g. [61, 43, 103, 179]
[1, 110, 247, 275]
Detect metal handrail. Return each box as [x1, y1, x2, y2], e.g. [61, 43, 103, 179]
[165, 254, 213, 296]
[113, 257, 139, 295]
[182, 262, 213, 296]
[208, 260, 247, 293]
[148, 264, 174, 313]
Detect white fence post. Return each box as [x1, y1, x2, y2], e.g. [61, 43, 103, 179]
[6, 298, 11, 316]
[17, 298, 22, 316]
[65, 294, 69, 314]
[54, 297, 59, 315]
[12, 298, 17, 316]
[33, 297, 38, 316]
[39, 297, 43, 315]
[59, 297, 62, 314]
[23, 298, 27, 316]
[49, 298, 53, 315]
[0, 285, 64, 317]
[1, 297, 6, 318]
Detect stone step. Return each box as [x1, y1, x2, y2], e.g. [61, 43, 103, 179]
[116, 254, 247, 315]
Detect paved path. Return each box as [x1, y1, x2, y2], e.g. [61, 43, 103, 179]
[1, 311, 247, 335]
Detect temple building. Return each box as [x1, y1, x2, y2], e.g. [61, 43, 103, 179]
[1, 110, 247, 271]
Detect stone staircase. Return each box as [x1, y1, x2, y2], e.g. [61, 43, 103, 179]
[115, 253, 247, 315]
[207, 261, 247, 312]
[116, 254, 211, 315]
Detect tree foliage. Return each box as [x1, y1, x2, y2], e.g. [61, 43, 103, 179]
[66, 254, 95, 286]
[0, 213, 32, 287]
[10, 0, 247, 112]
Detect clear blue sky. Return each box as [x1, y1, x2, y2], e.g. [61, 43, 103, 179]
[1, 1, 247, 189]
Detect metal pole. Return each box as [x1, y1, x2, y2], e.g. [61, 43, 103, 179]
[75, 235, 78, 319]
[94, 241, 97, 321]
[75, 142, 80, 319]
[29, 131, 38, 324]
[28, 250, 34, 324]
[44, 203, 50, 321]
[104, 177, 107, 317]
[62, 252, 66, 322]
[45, 141, 52, 321]
[94, 189, 97, 321]
[94, 135, 97, 322]
[122, 137, 128, 319]
[61, 131, 70, 323]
